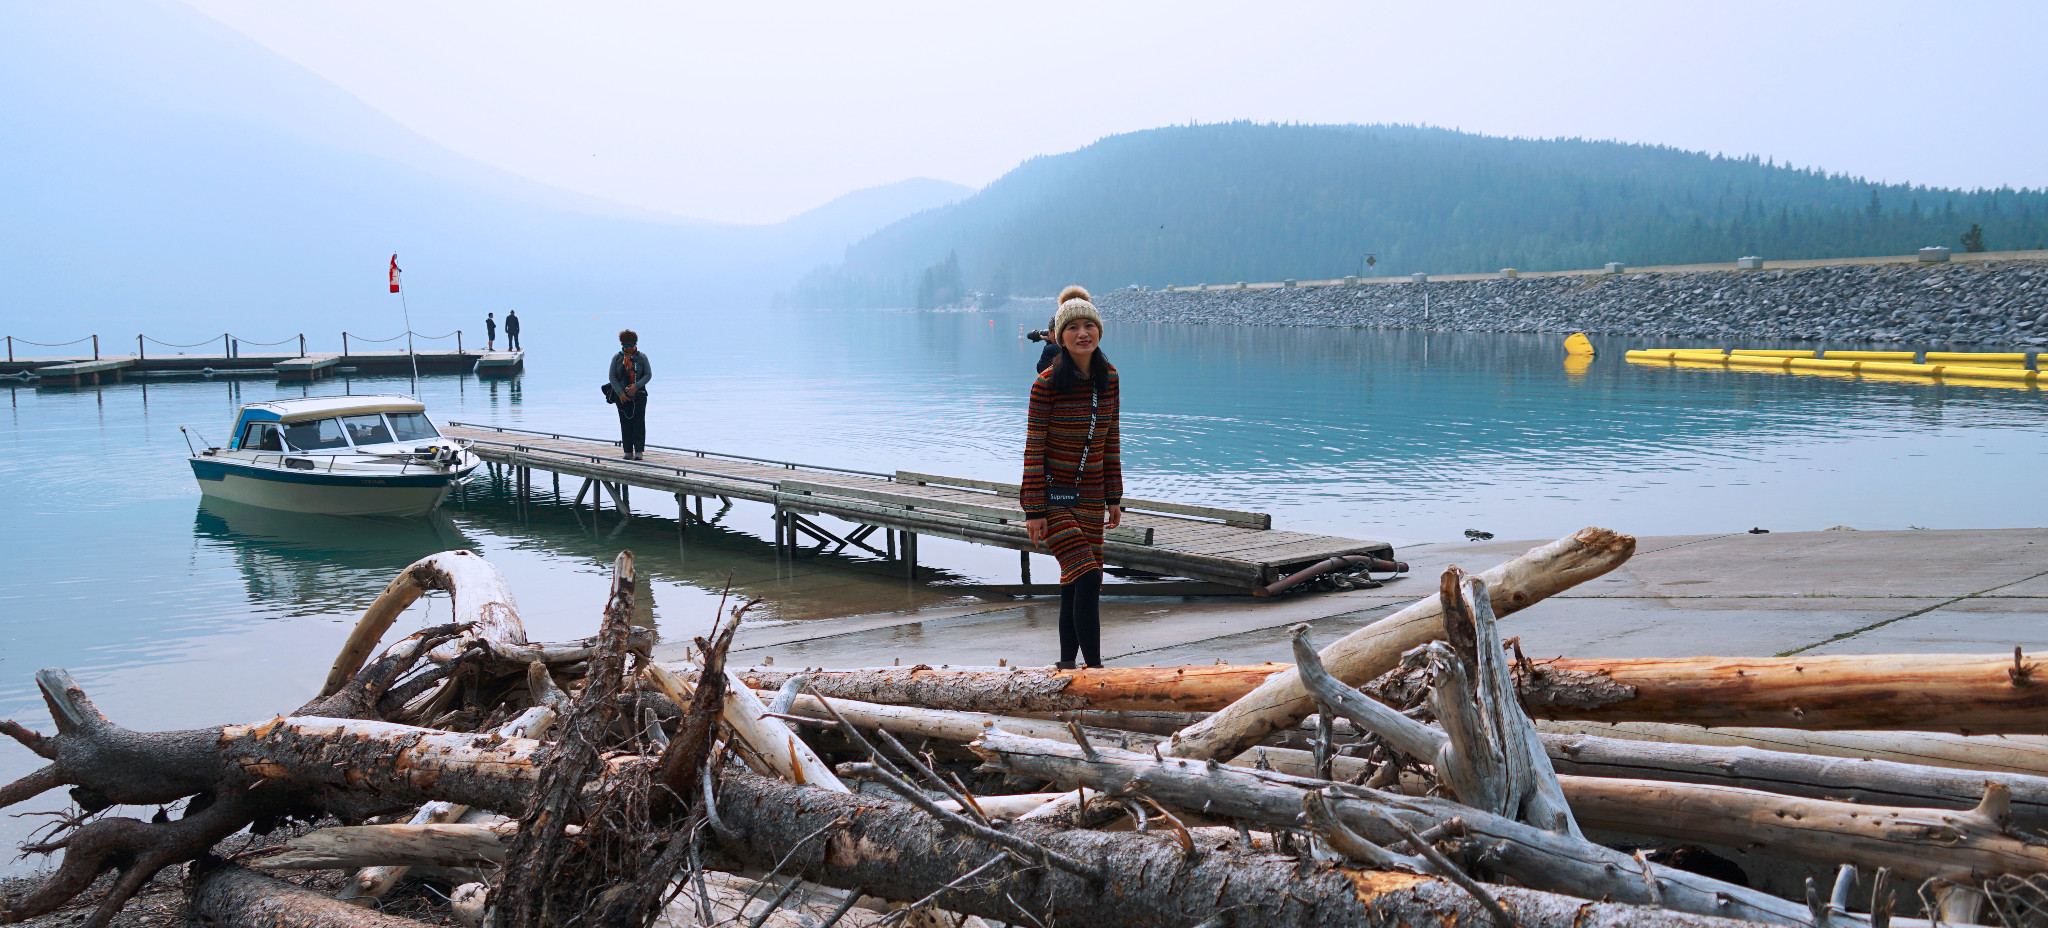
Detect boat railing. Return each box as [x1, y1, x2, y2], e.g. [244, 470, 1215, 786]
[228, 447, 463, 475]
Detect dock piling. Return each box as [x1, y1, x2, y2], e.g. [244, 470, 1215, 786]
[1020, 550, 1032, 586]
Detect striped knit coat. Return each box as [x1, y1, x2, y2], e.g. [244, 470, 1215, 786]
[1021, 364, 1122, 516]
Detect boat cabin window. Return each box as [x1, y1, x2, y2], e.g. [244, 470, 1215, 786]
[341, 414, 394, 446]
[386, 412, 440, 442]
[282, 417, 349, 451]
[240, 422, 283, 452]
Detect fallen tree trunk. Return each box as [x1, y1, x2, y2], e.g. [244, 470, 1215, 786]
[1505, 653, 2048, 734]
[759, 650, 2048, 736]
[1164, 528, 1635, 762]
[1019, 528, 1635, 824]
[322, 549, 525, 697]
[341, 662, 568, 906]
[972, 728, 1942, 928]
[246, 823, 517, 870]
[780, 680, 2048, 834]
[1560, 776, 2046, 882]
[711, 765, 1775, 928]
[738, 663, 1282, 713]
[1544, 730, 2048, 831]
[1535, 720, 2048, 776]
[191, 862, 436, 928]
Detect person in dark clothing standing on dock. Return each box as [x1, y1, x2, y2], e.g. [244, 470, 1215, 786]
[1021, 285, 1122, 669]
[485, 312, 497, 351]
[504, 311, 521, 351]
[610, 329, 652, 460]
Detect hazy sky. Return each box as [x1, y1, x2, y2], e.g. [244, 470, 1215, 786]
[182, 0, 2048, 225]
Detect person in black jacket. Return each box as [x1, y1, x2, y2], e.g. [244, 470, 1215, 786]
[485, 312, 497, 351]
[609, 329, 652, 460]
[1029, 316, 1060, 372]
[504, 310, 521, 351]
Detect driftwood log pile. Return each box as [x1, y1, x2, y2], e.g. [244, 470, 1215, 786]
[4, 529, 2047, 928]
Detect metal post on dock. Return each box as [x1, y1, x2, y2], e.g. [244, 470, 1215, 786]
[457, 331, 463, 355]
[6, 337, 11, 363]
[299, 334, 306, 357]
[92, 335, 99, 360]
[1020, 550, 1032, 586]
[223, 334, 230, 360]
[138, 335, 144, 361]
[342, 333, 349, 358]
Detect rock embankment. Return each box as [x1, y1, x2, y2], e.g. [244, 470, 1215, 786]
[1097, 261, 2048, 347]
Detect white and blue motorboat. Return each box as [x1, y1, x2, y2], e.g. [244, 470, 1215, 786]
[189, 395, 480, 517]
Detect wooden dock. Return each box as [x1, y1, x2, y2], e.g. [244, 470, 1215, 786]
[2, 350, 518, 382]
[444, 422, 1395, 590]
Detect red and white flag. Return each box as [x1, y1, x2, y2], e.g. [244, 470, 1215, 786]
[389, 254, 402, 293]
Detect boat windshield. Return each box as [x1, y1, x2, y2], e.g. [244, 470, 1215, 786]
[240, 422, 284, 452]
[387, 412, 440, 442]
[342, 414, 395, 446]
[282, 418, 350, 452]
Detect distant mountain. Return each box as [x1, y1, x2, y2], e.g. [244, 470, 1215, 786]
[0, 0, 964, 336]
[782, 123, 2048, 308]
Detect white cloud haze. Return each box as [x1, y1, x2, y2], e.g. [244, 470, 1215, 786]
[145, 0, 2048, 224]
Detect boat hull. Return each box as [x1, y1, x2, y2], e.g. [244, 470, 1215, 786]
[190, 458, 465, 517]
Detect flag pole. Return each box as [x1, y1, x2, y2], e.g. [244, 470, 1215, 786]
[391, 254, 419, 393]
[400, 290, 419, 392]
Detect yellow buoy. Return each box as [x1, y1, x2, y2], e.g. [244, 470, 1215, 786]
[1564, 332, 1595, 356]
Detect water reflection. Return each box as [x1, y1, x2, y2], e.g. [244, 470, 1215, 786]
[192, 499, 477, 615]
[442, 471, 979, 626]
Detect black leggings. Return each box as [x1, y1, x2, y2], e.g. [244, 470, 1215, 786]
[1058, 569, 1103, 667]
[616, 393, 647, 455]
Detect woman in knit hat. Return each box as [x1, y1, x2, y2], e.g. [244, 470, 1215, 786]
[1021, 285, 1123, 669]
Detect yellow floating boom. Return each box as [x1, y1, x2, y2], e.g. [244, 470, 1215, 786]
[1926, 352, 2029, 364]
[1823, 351, 1917, 361]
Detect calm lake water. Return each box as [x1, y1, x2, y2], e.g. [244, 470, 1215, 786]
[2, 307, 2045, 869]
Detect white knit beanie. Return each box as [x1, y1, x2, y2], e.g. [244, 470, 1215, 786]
[1051, 285, 1102, 343]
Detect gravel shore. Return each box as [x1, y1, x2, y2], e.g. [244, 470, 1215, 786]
[1098, 260, 2048, 348]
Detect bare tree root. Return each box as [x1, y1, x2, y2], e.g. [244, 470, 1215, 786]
[494, 552, 736, 928]
[0, 624, 479, 926]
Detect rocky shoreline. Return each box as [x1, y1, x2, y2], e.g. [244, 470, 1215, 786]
[1096, 260, 2048, 348]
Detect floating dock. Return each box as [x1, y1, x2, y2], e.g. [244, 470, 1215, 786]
[2, 350, 520, 382]
[443, 423, 1395, 591]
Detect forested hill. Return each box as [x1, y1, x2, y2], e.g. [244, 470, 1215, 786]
[780, 123, 2048, 308]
